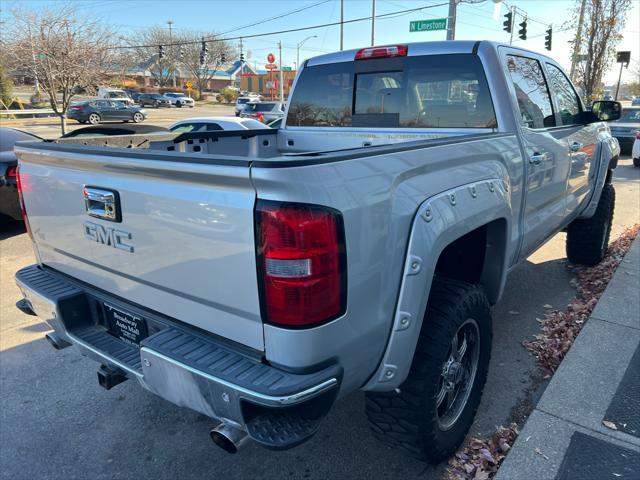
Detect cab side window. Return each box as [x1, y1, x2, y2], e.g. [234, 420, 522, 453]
[505, 55, 555, 129]
[545, 63, 582, 125]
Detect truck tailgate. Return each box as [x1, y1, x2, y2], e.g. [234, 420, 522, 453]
[16, 145, 263, 351]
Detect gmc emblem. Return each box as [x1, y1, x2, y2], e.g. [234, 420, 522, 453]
[83, 221, 134, 253]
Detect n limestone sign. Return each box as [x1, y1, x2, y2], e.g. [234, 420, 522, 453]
[410, 18, 447, 32]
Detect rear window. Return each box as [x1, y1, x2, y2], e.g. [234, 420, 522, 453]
[246, 103, 276, 113]
[287, 54, 496, 128]
[616, 109, 640, 122]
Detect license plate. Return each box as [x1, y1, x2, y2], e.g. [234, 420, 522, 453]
[104, 303, 148, 345]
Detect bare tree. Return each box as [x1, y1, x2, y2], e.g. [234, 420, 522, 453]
[567, 0, 632, 102]
[176, 33, 235, 98]
[2, 5, 116, 134]
[128, 27, 177, 88]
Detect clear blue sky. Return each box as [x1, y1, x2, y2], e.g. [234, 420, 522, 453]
[3, 0, 639, 84]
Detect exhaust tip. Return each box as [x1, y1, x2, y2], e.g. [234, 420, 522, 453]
[210, 423, 248, 454]
[45, 332, 71, 350]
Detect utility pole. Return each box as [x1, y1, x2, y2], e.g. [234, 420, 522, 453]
[238, 38, 243, 91]
[167, 20, 176, 88]
[371, 0, 375, 46]
[446, 0, 457, 40]
[278, 41, 284, 102]
[297, 35, 317, 72]
[340, 0, 344, 50]
[569, 0, 586, 82]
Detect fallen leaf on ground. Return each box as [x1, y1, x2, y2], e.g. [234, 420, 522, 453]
[603, 420, 618, 430]
[534, 447, 549, 460]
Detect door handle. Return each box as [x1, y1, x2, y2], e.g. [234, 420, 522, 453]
[529, 152, 546, 165]
[569, 142, 583, 152]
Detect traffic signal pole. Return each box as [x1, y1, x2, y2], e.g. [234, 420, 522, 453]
[509, 7, 515, 45]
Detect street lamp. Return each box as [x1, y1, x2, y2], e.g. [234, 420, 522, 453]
[296, 35, 317, 71]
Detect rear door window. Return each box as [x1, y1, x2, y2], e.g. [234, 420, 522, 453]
[505, 55, 556, 129]
[287, 54, 496, 128]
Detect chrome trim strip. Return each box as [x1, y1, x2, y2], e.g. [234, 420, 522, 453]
[140, 347, 338, 406]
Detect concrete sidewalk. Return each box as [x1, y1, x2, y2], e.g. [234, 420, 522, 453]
[497, 238, 640, 480]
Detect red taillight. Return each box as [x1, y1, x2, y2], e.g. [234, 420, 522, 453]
[256, 201, 346, 327]
[16, 166, 33, 239]
[355, 44, 408, 60]
[6, 165, 17, 178]
[69, 106, 83, 111]
[251, 113, 265, 122]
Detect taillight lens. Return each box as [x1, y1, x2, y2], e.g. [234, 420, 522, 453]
[251, 113, 265, 122]
[16, 165, 33, 239]
[256, 201, 346, 327]
[6, 165, 17, 178]
[355, 44, 408, 60]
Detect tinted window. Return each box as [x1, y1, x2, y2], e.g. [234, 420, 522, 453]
[616, 109, 640, 122]
[546, 63, 582, 125]
[246, 103, 276, 113]
[505, 55, 555, 129]
[288, 54, 496, 128]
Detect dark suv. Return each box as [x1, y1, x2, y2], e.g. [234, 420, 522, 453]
[138, 93, 171, 108]
[66, 100, 147, 124]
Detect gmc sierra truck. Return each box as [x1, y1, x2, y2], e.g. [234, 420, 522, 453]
[13, 41, 621, 462]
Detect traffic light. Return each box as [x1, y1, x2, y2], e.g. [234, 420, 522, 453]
[503, 11, 513, 33]
[544, 27, 552, 51]
[158, 45, 164, 60]
[221, 53, 226, 63]
[178, 46, 185, 60]
[200, 41, 208, 65]
[518, 19, 527, 40]
[240, 53, 245, 62]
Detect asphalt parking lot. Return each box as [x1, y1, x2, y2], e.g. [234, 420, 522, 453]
[0, 121, 638, 479]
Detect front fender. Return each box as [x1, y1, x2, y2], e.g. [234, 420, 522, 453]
[579, 136, 619, 219]
[363, 178, 511, 392]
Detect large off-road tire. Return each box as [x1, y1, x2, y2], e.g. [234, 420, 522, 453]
[365, 278, 492, 463]
[566, 183, 615, 266]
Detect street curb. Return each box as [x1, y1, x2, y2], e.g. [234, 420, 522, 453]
[496, 237, 640, 479]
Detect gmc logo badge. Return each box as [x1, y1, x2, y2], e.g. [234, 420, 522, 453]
[84, 221, 134, 253]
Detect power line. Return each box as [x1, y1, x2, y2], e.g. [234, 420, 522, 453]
[113, 2, 450, 50]
[217, 0, 332, 36]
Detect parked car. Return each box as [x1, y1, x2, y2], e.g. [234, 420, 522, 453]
[631, 97, 640, 106]
[0, 128, 42, 222]
[60, 124, 169, 138]
[240, 101, 286, 123]
[97, 87, 134, 106]
[632, 131, 640, 167]
[169, 117, 271, 133]
[138, 93, 171, 108]
[235, 95, 262, 116]
[608, 106, 640, 154]
[163, 92, 195, 108]
[14, 41, 621, 463]
[127, 91, 143, 103]
[66, 100, 147, 124]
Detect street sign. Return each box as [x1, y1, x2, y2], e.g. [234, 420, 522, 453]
[265, 63, 277, 70]
[267, 53, 275, 64]
[185, 81, 192, 88]
[616, 51, 631, 65]
[410, 18, 447, 32]
[282, 66, 292, 71]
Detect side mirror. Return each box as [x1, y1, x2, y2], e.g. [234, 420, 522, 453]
[590, 100, 622, 122]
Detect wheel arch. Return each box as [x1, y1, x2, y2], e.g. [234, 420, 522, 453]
[363, 179, 511, 392]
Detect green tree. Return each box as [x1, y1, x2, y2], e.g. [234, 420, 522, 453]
[0, 64, 13, 108]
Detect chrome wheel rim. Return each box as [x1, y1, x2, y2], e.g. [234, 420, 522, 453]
[436, 318, 480, 431]
[134, 113, 143, 122]
[89, 114, 99, 124]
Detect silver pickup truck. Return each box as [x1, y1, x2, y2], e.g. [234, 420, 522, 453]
[14, 41, 621, 462]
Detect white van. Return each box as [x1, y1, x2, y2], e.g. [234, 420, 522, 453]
[97, 87, 134, 105]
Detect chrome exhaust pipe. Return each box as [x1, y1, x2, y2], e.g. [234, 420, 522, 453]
[209, 422, 249, 454]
